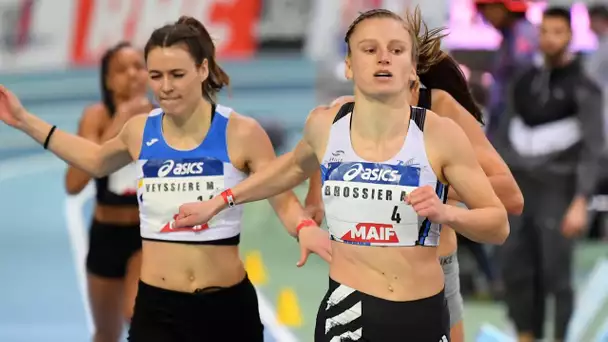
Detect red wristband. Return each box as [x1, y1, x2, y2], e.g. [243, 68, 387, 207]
[296, 219, 315, 237]
[221, 189, 235, 208]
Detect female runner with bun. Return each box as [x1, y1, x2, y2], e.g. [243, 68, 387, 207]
[0, 16, 330, 342]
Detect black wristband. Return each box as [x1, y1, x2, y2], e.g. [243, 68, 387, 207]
[43, 125, 57, 150]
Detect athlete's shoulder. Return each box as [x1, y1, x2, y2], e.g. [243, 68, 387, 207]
[75, 103, 108, 138]
[222, 104, 251, 125]
[224, 108, 266, 142]
[127, 113, 149, 126]
[428, 89, 459, 119]
[307, 99, 350, 127]
[421, 108, 450, 128]
[329, 95, 355, 107]
[80, 102, 108, 122]
[428, 88, 449, 108]
[301, 102, 344, 149]
[424, 109, 468, 143]
[119, 112, 148, 138]
[83, 102, 106, 114]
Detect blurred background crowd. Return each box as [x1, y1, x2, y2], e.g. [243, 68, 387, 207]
[0, 0, 607, 341]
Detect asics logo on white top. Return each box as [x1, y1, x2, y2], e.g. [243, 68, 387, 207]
[157, 160, 204, 178]
[342, 163, 400, 182]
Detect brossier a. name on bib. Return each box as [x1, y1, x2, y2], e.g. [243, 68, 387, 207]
[322, 161, 423, 246]
[139, 157, 225, 233]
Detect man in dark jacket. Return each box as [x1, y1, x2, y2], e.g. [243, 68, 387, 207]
[494, 7, 605, 342]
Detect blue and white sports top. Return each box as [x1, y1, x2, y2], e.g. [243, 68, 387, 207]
[136, 104, 247, 245]
[320, 102, 447, 247]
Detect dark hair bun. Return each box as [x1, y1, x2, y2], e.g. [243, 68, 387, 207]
[177, 16, 204, 34]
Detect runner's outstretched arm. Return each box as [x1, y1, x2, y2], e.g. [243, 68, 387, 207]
[174, 108, 325, 227]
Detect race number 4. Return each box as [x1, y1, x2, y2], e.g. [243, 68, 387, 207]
[391, 206, 401, 223]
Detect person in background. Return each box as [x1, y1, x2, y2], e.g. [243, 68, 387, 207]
[475, 0, 538, 139]
[312, 1, 374, 106]
[65, 42, 151, 342]
[586, 3, 608, 240]
[493, 7, 605, 342]
[586, 3, 608, 87]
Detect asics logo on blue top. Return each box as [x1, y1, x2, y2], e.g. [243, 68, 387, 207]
[157, 160, 204, 178]
[142, 158, 224, 178]
[342, 163, 400, 182]
[323, 162, 421, 186]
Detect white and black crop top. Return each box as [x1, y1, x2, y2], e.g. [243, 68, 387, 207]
[136, 104, 247, 245]
[320, 102, 448, 247]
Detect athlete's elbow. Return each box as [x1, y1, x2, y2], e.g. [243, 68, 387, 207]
[491, 223, 510, 245]
[64, 167, 90, 195]
[89, 163, 106, 179]
[65, 180, 85, 195]
[89, 149, 111, 178]
[488, 210, 510, 245]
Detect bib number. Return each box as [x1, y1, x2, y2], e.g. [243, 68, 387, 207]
[391, 206, 402, 223]
[197, 195, 214, 201]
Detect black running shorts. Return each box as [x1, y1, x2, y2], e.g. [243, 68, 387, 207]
[86, 219, 141, 278]
[128, 276, 264, 342]
[315, 278, 450, 342]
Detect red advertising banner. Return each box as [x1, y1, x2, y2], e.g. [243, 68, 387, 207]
[70, 0, 260, 66]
